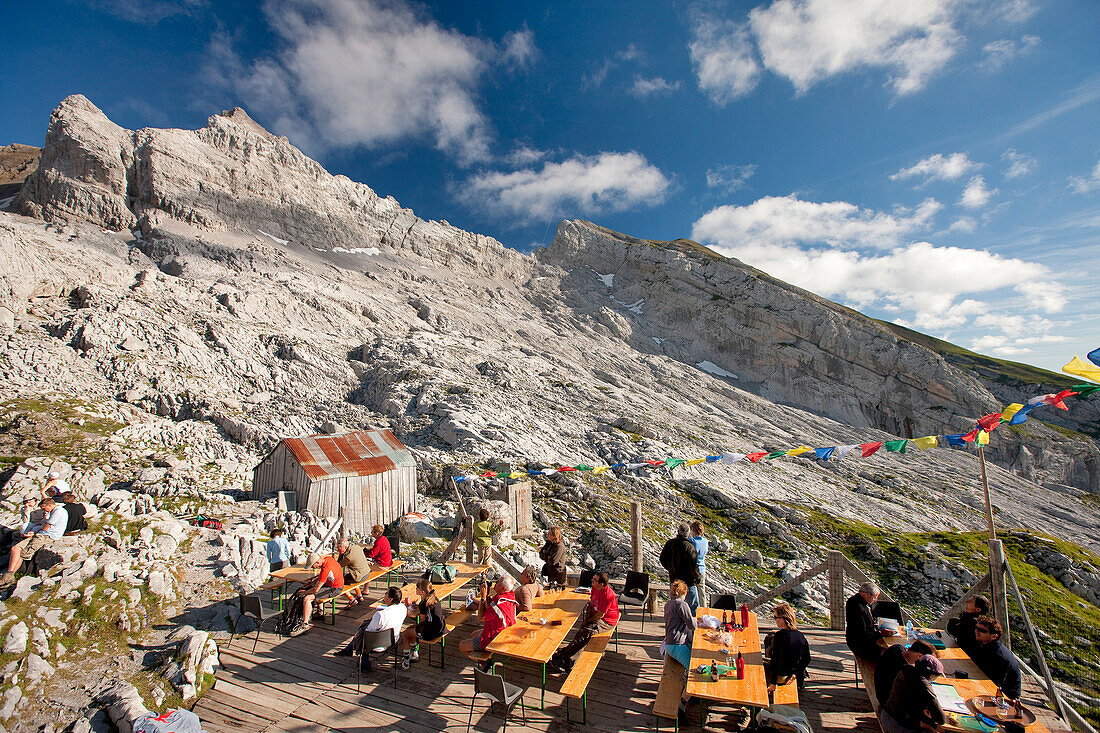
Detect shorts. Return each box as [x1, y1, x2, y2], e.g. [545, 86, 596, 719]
[270, 560, 289, 573]
[20, 534, 53, 559]
[315, 586, 343, 601]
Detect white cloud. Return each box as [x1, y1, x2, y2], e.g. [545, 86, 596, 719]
[691, 194, 1066, 335]
[706, 164, 758, 193]
[1069, 159, 1100, 193]
[980, 35, 1039, 71]
[628, 76, 682, 98]
[691, 194, 941, 250]
[209, 0, 501, 165]
[891, 152, 980, 184]
[1002, 149, 1037, 178]
[959, 176, 997, 209]
[582, 44, 646, 90]
[505, 146, 548, 167]
[87, 0, 206, 23]
[946, 217, 978, 234]
[502, 25, 538, 70]
[460, 152, 671, 224]
[689, 18, 761, 104]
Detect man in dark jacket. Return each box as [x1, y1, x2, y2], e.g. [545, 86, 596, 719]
[946, 594, 990, 655]
[971, 616, 1022, 699]
[845, 582, 885, 663]
[660, 523, 699, 612]
[873, 639, 935, 710]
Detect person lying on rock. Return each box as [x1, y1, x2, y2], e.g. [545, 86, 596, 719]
[2, 497, 68, 586]
[289, 551, 344, 636]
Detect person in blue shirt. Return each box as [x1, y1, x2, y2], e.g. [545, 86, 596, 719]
[689, 521, 709, 608]
[266, 528, 291, 573]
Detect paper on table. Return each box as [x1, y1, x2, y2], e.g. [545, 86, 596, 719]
[932, 682, 970, 714]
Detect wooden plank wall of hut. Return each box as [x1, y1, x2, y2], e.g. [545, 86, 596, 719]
[250, 443, 284, 499]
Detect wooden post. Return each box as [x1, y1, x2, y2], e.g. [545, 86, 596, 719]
[630, 501, 643, 573]
[464, 516, 475, 564]
[988, 538, 1011, 650]
[338, 506, 347, 543]
[1004, 561, 1067, 720]
[828, 550, 846, 631]
[978, 447, 996, 539]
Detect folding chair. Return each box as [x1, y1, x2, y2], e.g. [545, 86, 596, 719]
[577, 569, 596, 589]
[231, 592, 281, 654]
[356, 627, 399, 690]
[711, 594, 739, 610]
[618, 571, 651, 633]
[467, 662, 526, 733]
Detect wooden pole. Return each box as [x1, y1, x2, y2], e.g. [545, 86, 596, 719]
[978, 447, 996, 539]
[338, 506, 347, 543]
[630, 501, 643, 573]
[827, 550, 846, 631]
[988, 539, 1011, 651]
[464, 516, 475, 564]
[1004, 561, 1068, 720]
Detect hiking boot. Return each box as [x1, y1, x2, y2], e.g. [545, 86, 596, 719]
[288, 622, 310, 637]
[360, 656, 372, 672]
[400, 654, 410, 670]
[0, 573, 14, 587]
[409, 645, 419, 662]
[334, 646, 354, 657]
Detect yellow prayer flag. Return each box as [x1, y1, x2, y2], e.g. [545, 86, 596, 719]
[1063, 356, 1100, 383]
[592, 466, 610, 474]
[977, 430, 990, 446]
[1001, 403, 1024, 422]
[509, 471, 526, 479]
[684, 458, 707, 466]
[786, 446, 813, 456]
[912, 436, 938, 450]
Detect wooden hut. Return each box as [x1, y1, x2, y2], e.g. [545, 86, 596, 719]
[252, 429, 417, 534]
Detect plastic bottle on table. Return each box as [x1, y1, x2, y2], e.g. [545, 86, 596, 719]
[906, 620, 914, 640]
[736, 650, 745, 680]
[740, 603, 749, 628]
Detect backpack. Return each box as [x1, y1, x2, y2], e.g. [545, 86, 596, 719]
[426, 563, 457, 584]
[274, 592, 306, 635]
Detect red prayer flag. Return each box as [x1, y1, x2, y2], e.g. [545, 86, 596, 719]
[976, 413, 1002, 431]
[1043, 389, 1079, 410]
[645, 459, 665, 466]
[480, 471, 497, 478]
[746, 452, 768, 463]
[860, 442, 883, 457]
[558, 466, 577, 472]
[961, 429, 979, 442]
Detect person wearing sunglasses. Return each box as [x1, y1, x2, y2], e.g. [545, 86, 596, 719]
[971, 616, 1022, 700]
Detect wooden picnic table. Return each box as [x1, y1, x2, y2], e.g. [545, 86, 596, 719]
[883, 631, 1050, 733]
[370, 561, 485, 609]
[266, 560, 405, 621]
[486, 587, 590, 708]
[685, 607, 769, 710]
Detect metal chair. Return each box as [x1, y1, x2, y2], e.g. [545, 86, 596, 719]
[618, 571, 651, 633]
[577, 569, 596, 589]
[231, 592, 281, 654]
[356, 627, 399, 690]
[711, 594, 739, 610]
[467, 662, 526, 733]
[872, 600, 903, 624]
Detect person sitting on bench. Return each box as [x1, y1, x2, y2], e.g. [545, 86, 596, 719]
[547, 571, 619, 674]
[336, 586, 408, 670]
[766, 602, 811, 691]
[971, 616, 1022, 700]
[336, 537, 371, 605]
[399, 578, 444, 669]
[514, 565, 544, 611]
[946, 595, 990, 655]
[290, 552, 344, 636]
[460, 575, 518, 662]
[882, 654, 945, 733]
[874, 639, 936, 710]
[365, 524, 393, 568]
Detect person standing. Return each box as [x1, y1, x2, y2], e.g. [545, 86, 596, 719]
[766, 603, 811, 691]
[689, 521, 709, 608]
[548, 572, 619, 673]
[472, 508, 501, 565]
[266, 528, 291, 573]
[539, 526, 567, 586]
[660, 524, 700, 613]
[845, 582, 886, 663]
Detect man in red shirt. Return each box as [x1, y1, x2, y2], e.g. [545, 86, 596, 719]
[459, 575, 518, 663]
[547, 571, 618, 673]
[290, 552, 345, 636]
[365, 524, 393, 568]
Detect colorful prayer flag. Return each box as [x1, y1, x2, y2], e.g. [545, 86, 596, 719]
[1063, 356, 1100, 383]
[943, 434, 967, 447]
[684, 458, 707, 466]
[884, 440, 908, 453]
[860, 442, 883, 457]
[912, 436, 938, 450]
[835, 445, 860, 460]
[1072, 384, 1100, 397]
[786, 446, 813, 456]
[765, 451, 787, 459]
[720, 453, 747, 464]
[976, 414, 1002, 432]
[977, 430, 990, 446]
[814, 447, 836, 460]
[1088, 347, 1100, 367]
[746, 452, 768, 463]
[961, 429, 979, 442]
[1001, 404, 1024, 423]
[665, 458, 686, 469]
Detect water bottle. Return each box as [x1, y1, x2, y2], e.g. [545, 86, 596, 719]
[906, 620, 914, 640]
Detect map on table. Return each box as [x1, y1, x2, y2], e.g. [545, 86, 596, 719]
[932, 682, 970, 714]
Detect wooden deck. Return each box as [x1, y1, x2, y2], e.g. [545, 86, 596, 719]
[194, 603, 1070, 733]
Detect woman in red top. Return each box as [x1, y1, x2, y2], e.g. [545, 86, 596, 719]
[365, 524, 393, 567]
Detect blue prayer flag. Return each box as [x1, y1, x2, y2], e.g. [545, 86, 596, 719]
[814, 447, 836, 460]
[944, 434, 967, 447]
[1089, 347, 1100, 368]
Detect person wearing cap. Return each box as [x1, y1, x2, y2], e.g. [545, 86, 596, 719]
[882, 654, 946, 733]
[874, 639, 936, 710]
[289, 551, 344, 636]
[42, 471, 70, 499]
[2, 497, 68, 585]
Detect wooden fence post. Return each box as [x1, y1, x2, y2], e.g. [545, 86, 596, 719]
[988, 539, 1011, 650]
[828, 550, 846, 631]
[630, 501, 643, 573]
[464, 516, 475, 564]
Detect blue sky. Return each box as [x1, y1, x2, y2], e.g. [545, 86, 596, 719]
[3, 0, 1099, 374]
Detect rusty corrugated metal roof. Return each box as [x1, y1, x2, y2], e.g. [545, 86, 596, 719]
[282, 429, 415, 481]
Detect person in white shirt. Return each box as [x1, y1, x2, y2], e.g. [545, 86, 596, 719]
[2, 497, 68, 585]
[42, 471, 70, 499]
[335, 586, 410, 671]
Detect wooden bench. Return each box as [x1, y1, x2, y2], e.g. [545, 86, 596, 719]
[653, 656, 686, 731]
[560, 629, 613, 724]
[855, 657, 888, 732]
[419, 607, 473, 670]
[771, 676, 799, 707]
[317, 560, 406, 622]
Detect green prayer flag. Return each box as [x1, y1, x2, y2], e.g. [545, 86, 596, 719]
[1071, 384, 1100, 397]
[664, 458, 685, 469]
[884, 439, 908, 454]
[765, 451, 787, 459]
[574, 464, 594, 471]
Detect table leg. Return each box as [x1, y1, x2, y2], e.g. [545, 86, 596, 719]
[541, 663, 546, 709]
